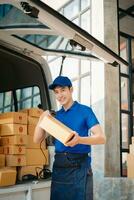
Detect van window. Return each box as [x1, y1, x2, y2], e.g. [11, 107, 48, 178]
[0, 86, 41, 113]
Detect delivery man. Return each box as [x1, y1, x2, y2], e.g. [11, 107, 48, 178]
[34, 75, 106, 200]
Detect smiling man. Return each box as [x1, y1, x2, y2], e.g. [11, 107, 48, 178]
[34, 75, 106, 200]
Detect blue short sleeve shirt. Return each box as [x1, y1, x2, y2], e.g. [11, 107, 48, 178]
[54, 101, 99, 154]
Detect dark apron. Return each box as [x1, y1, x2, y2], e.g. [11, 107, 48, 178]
[50, 153, 93, 200]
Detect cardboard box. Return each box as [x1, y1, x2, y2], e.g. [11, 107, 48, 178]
[0, 154, 5, 167]
[17, 165, 42, 180]
[21, 108, 43, 117]
[4, 145, 26, 155]
[28, 116, 39, 125]
[0, 167, 17, 186]
[27, 124, 36, 135]
[130, 144, 134, 154]
[0, 146, 4, 154]
[26, 149, 49, 166]
[39, 115, 74, 145]
[26, 135, 46, 149]
[0, 112, 27, 124]
[0, 124, 27, 136]
[127, 153, 134, 178]
[0, 135, 27, 146]
[6, 155, 26, 166]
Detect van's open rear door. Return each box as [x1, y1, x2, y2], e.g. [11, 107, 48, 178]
[0, 0, 128, 68]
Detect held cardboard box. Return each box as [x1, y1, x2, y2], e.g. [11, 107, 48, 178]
[28, 116, 39, 125]
[0, 124, 27, 136]
[17, 165, 42, 180]
[0, 154, 5, 167]
[0, 112, 27, 125]
[26, 135, 46, 149]
[127, 153, 134, 178]
[26, 149, 49, 166]
[0, 167, 17, 186]
[39, 115, 74, 145]
[21, 108, 43, 117]
[0, 135, 27, 146]
[4, 145, 26, 155]
[6, 155, 26, 166]
[27, 124, 36, 135]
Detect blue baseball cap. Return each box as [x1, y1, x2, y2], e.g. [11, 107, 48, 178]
[48, 76, 72, 90]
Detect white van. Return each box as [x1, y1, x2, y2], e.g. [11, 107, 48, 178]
[0, 1, 128, 199]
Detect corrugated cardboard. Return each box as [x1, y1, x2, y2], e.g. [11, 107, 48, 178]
[39, 115, 74, 145]
[0, 135, 27, 146]
[28, 116, 39, 125]
[4, 145, 26, 155]
[6, 155, 26, 166]
[0, 154, 5, 167]
[26, 135, 46, 149]
[0, 167, 17, 186]
[0, 112, 27, 124]
[27, 124, 36, 135]
[0, 124, 27, 136]
[26, 149, 49, 166]
[0, 146, 4, 154]
[20, 108, 43, 117]
[127, 153, 134, 178]
[17, 165, 42, 180]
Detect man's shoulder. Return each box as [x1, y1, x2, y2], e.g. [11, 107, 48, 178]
[77, 102, 92, 113]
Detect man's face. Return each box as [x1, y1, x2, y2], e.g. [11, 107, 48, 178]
[53, 86, 73, 106]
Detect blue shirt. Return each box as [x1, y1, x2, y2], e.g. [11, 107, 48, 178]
[55, 101, 99, 153]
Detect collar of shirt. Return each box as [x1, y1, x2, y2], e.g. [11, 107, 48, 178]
[60, 101, 78, 112]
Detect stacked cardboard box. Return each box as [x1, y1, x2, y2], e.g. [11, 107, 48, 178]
[127, 136, 134, 178]
[0, 112, 28, 186]
[18, 108, 49, 181]
[0, 112, 27, 167]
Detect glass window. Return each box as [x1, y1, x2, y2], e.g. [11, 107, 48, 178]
[22, 99, 31, 108]
[80, 76, 90, 106]
[16, 89, 21, 101]
[122, 153, 127, 177]
[49, 57, 62, 79]
[0, 93, 3, 109]
[72, 80, 79, 101]
[121, 77, 129, 111]
[121, 113, 129, 149]
[64, 0, 79, 20]
[120, 37, 128, 74]
[81, 10, 90, 33]
[22, 88, 32, 99]
[81, 59, 90, 74]
[73, 18, 79, 26]
[33, 96, 41, 107]
[62, 58, 79, 78]
[34, 86, 40, 95]
[4, 91, 12, 106]
[4, 106, 11, 112]
[81, 0, 90, 11]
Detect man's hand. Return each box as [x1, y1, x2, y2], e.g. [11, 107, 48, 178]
[65, 131, 80, 147]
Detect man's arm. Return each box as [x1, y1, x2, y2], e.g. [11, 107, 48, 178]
[66, 124, 106, 147]
[33, 110, 49, 144]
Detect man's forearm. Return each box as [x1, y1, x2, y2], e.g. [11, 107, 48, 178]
[33, 125, 46, 144]
[79, 134, 106, 145]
